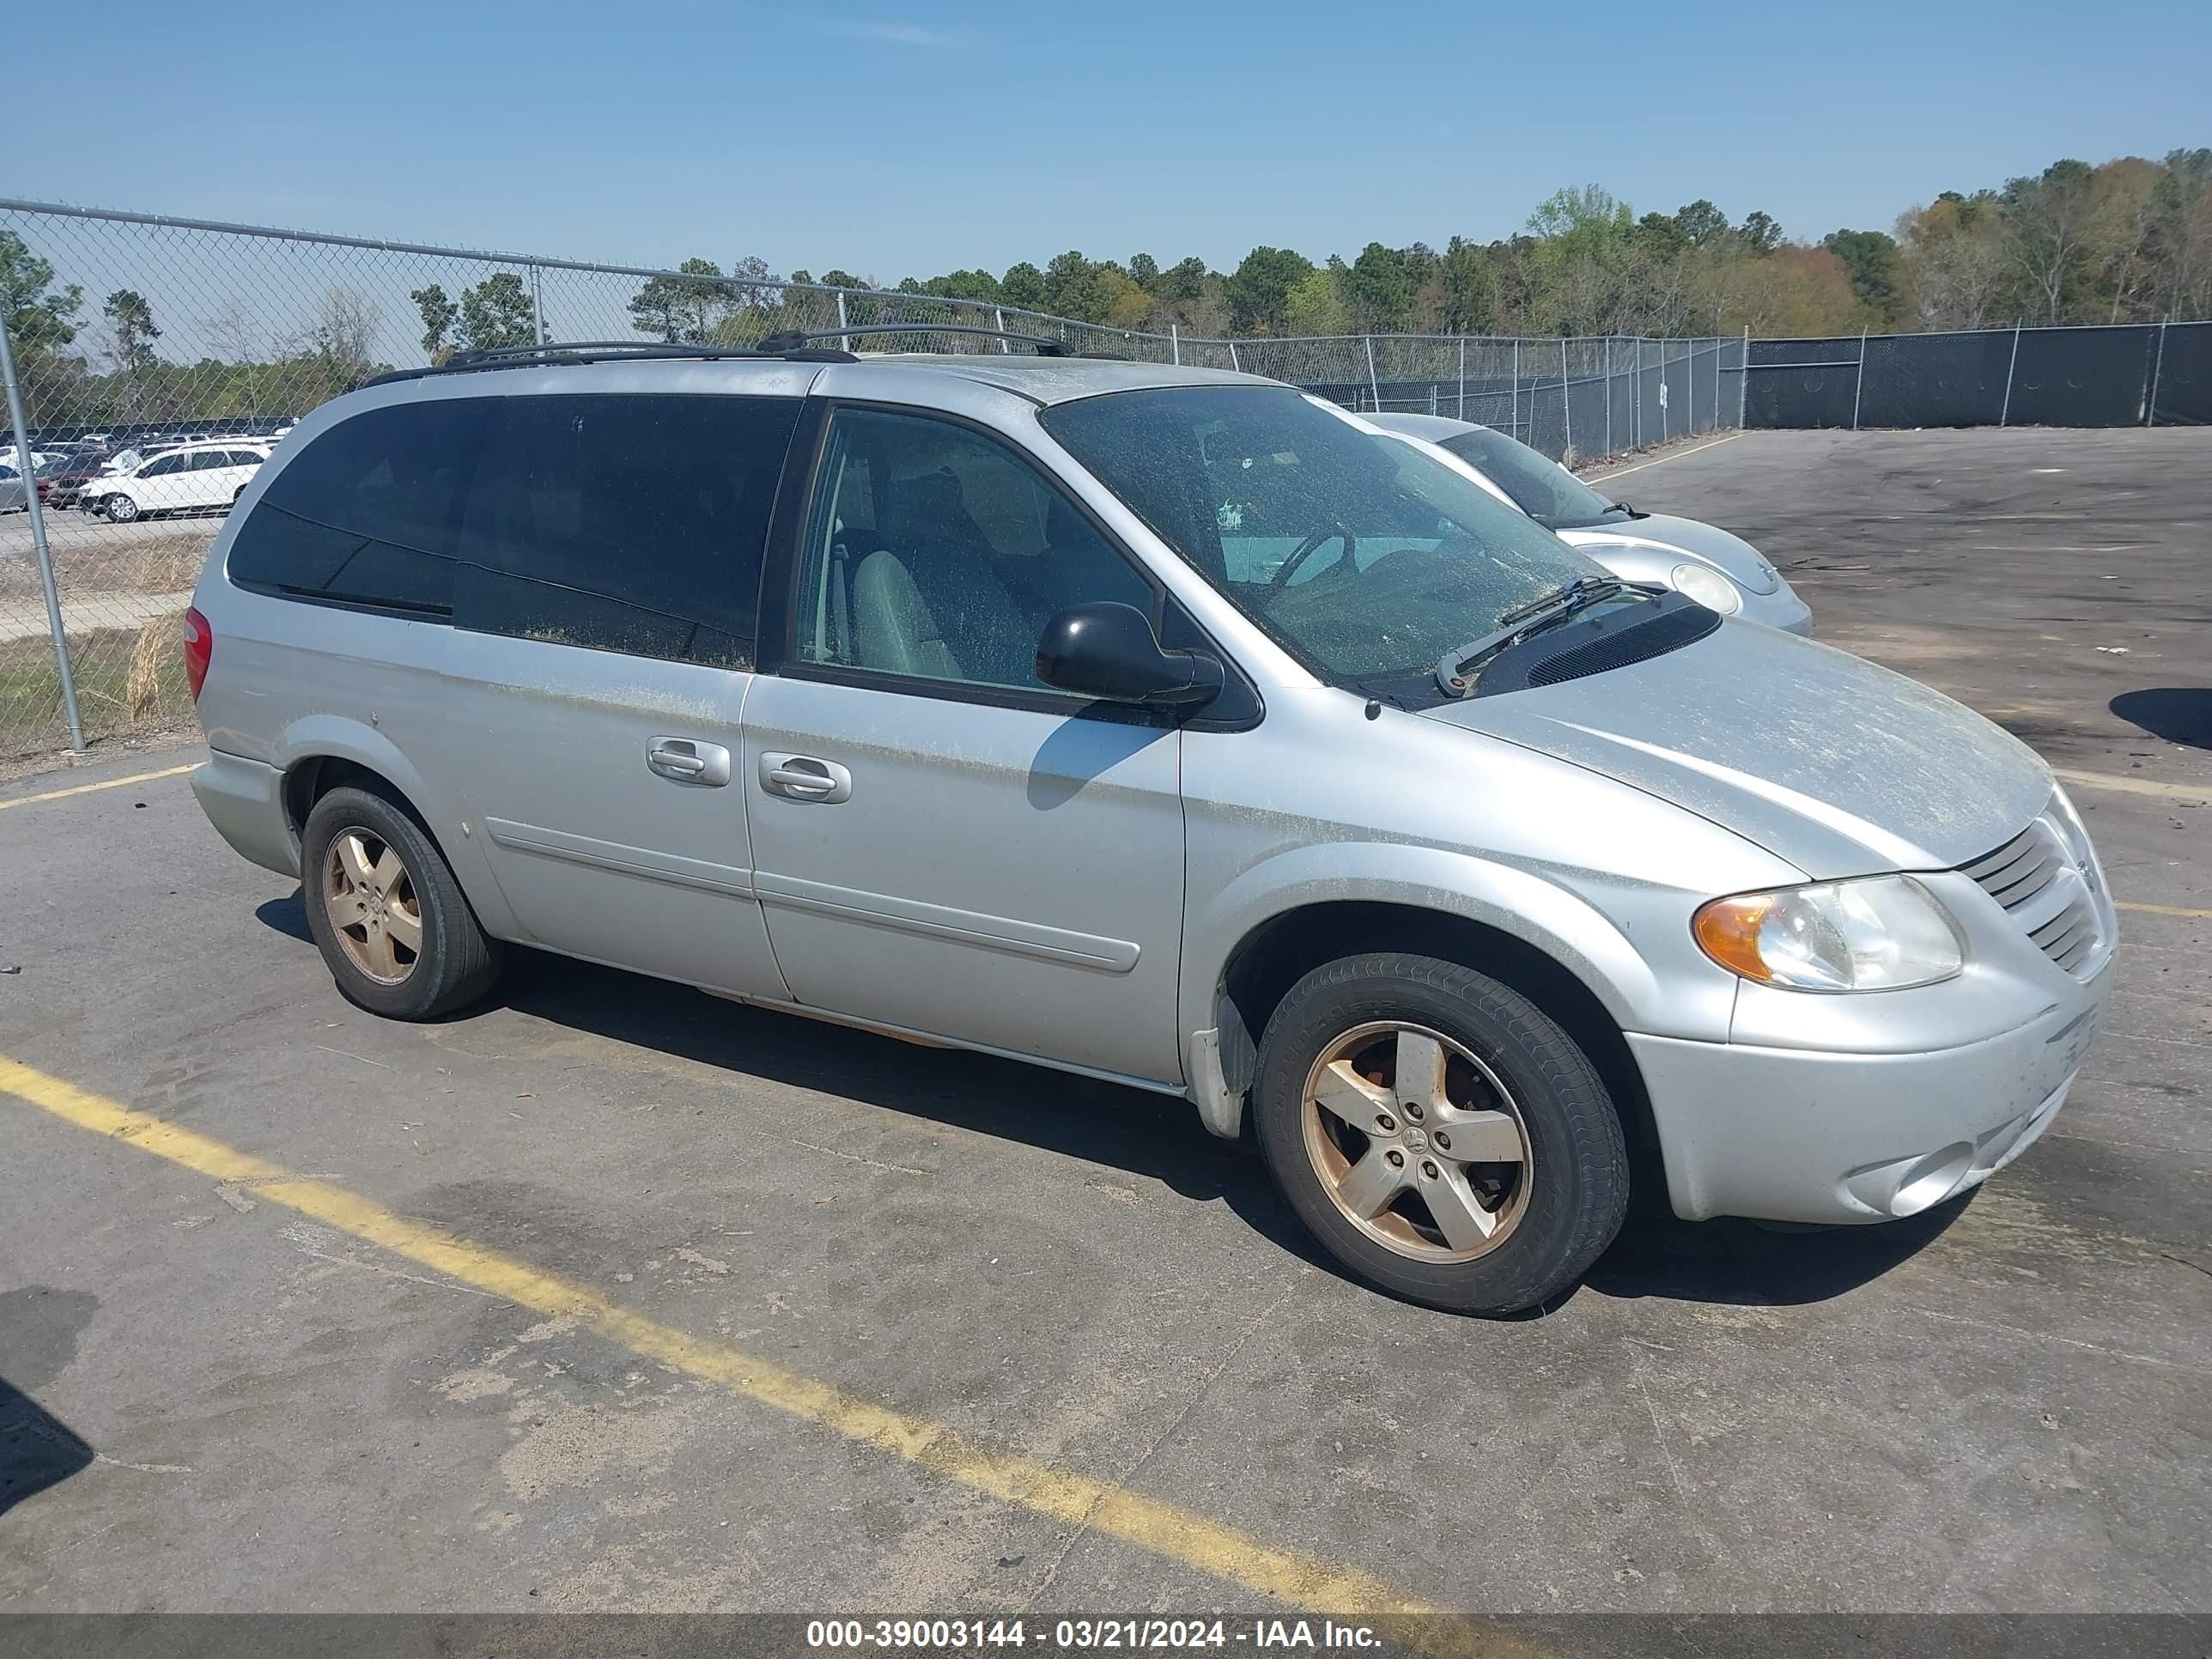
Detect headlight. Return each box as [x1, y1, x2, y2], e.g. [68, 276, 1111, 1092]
[1671, 562, 1741, 614]
[1693, 875, 1965, 992]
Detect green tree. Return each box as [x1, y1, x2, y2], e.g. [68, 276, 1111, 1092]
[920, 268, 1004, 303]
[1282, 265, 1348, 335]
[1224, 246, 1315, 335]
[1821, 228, 1902, 322]
[1127, 253, 1161, 293]
[410, 283, 459, 361]
[1346, 242, 1412, 331]
[629, 258, 730, 343]
[1158, 257, 1208, 302]
[1672, 198, 1729, 246]
[1, 230, 83, 349]
[102, 289, 161, 371]
[1000, 261, 1046, 309]
[1737, 210, 1783, 254]
[1434, 236, 1499, 334]
[1042, 251, 1107, 321]
[459, 272, 538, 349]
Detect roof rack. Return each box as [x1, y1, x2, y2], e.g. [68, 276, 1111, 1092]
[754, 324, 1074, 357]
[363, 323, 1077, 388]
[364, 338, 858, 386]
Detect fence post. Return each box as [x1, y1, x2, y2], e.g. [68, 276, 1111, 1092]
[1559, 337, 1573, 460]
[529, 264, 545, 345]
[836, 291, 849, 353]
[1227, 340, 1241, 373]
[2147, 322, 2167, 426]
[1740, 325, 1749, 429]
[994, 307, 1010, 353]
[1687, 339, 1696, 435]
[1170, 323, 1180, 367]
[1851, 329, 1868, 430]
[1632, 339, 1641, 451]
[2000, 324, 2021, 426]
[1603, 337, 1613, 456]
[1456, 335, 1466, 421]
[1510, 341, 1520, 441]
[0, 313, 86, 754]
[1364, 334, 1382, 410]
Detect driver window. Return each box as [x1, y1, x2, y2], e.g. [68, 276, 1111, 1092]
[795, 409, 1156, 693]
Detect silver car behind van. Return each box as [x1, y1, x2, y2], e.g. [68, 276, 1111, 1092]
[186, 334, 2114, 1315]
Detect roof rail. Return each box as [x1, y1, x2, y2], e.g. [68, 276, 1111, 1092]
[363, 337, 859, 387]
[756, 324, 1075, 357]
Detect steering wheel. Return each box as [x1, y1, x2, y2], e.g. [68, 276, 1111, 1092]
[1269, 522, 1358, 592]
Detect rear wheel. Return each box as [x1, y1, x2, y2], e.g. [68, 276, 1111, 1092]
[1252, 951, 1629, 1316]
[300, 786, 501, 1019]
[103, 492, 138, 523]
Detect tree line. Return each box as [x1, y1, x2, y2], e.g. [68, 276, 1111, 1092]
[5, 144, 2209, 434]
[731, 147, 2206, 341]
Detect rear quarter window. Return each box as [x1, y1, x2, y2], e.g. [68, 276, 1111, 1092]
[226, 398, 490, 615]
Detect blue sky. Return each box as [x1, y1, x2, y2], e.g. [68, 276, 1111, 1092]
[7, 0, 2207, 281]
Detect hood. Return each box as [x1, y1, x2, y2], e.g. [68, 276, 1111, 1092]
[1557, 514, 1780, 594]
[1420, 621, 2052, 878]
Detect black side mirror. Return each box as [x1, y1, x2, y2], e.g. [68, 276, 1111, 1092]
[1035, 602, 1224, 710]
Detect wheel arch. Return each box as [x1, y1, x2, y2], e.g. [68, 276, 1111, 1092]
[1185, 857, 1663, 1189]
[273, 717, 520, 939]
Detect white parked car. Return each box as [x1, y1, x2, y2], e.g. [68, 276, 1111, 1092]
[1364, 413, 1811, 633]
[88, 441, 272, 523]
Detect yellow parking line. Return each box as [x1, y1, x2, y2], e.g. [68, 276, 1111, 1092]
[0, 762, 201, 811]
[2116, 901, 2212, 920]
[0, 1051, 1534, 1647]
[2055, 768, 2211, 803]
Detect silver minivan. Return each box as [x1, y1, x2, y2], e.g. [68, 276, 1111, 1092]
[185, 335, 2115, 1316]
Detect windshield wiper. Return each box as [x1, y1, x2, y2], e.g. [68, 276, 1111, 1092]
[1434, 576, 1653, 697]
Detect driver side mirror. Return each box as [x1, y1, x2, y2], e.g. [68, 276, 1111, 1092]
[1035, 602, 1224, 711]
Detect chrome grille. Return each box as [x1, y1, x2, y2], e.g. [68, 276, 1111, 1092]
[1960, 813, 2109, 977]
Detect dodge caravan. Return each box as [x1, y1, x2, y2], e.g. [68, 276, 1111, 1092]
[186, 333, 2114, 1315]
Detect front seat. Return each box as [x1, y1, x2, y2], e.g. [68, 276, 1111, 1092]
[852, 470, 1033, 685]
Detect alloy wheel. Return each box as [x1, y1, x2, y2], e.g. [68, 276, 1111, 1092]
[323, 826, 422, 985]
[1300, 1020, 1534, 1261]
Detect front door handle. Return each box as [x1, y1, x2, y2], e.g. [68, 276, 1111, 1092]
[647, 737, 731, 787]
[759, 751, 854, 804]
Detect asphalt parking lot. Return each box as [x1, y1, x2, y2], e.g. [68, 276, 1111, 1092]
[2, 428, 2208, 1625]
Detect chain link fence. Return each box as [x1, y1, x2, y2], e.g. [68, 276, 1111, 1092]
[1743, 321, 2212, 429]
[0, 199, 1736, 764]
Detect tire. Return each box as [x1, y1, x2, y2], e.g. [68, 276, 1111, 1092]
[1251, 952, 1629, 1316]
[300, 785, 501, 1020]
[103, 492, 138, 523]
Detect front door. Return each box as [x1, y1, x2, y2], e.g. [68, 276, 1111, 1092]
[435, 386, 805, 999]
[744, 404, 1187, 1085]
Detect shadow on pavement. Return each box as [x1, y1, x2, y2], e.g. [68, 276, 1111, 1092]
[1586, 1191, 1972, 1307]
[252, 904, 1966, 1315]
[2112, 686, 2212, 750]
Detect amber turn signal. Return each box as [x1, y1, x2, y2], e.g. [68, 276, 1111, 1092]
[1692, 894, 1779, 983]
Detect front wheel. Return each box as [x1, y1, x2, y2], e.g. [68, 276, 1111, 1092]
[103, 492, 139, 523]
[1252, 952, 1629, 1316]
[300, 786, 501, 1020]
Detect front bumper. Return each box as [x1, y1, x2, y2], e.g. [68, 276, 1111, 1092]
[1741, 586, 1813, 635]
[1627, 958, 2112, 1223]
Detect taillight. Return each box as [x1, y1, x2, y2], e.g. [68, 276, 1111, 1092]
[183, 605, 213, 700]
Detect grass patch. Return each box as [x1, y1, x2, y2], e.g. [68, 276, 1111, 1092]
[0, 617, 194, 761]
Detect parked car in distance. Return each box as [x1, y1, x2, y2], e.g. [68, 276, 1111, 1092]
[88, 440, 271, 522]
[0, 459, 27, 513]
[185, 342, 2112, 1316]
[40, 453, 118, 510]
[1364, 411, 1810, 632]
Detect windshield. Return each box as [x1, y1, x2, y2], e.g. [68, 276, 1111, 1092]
[1041, 386, 1607, 690]
[1437, 428, 1629, 531]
